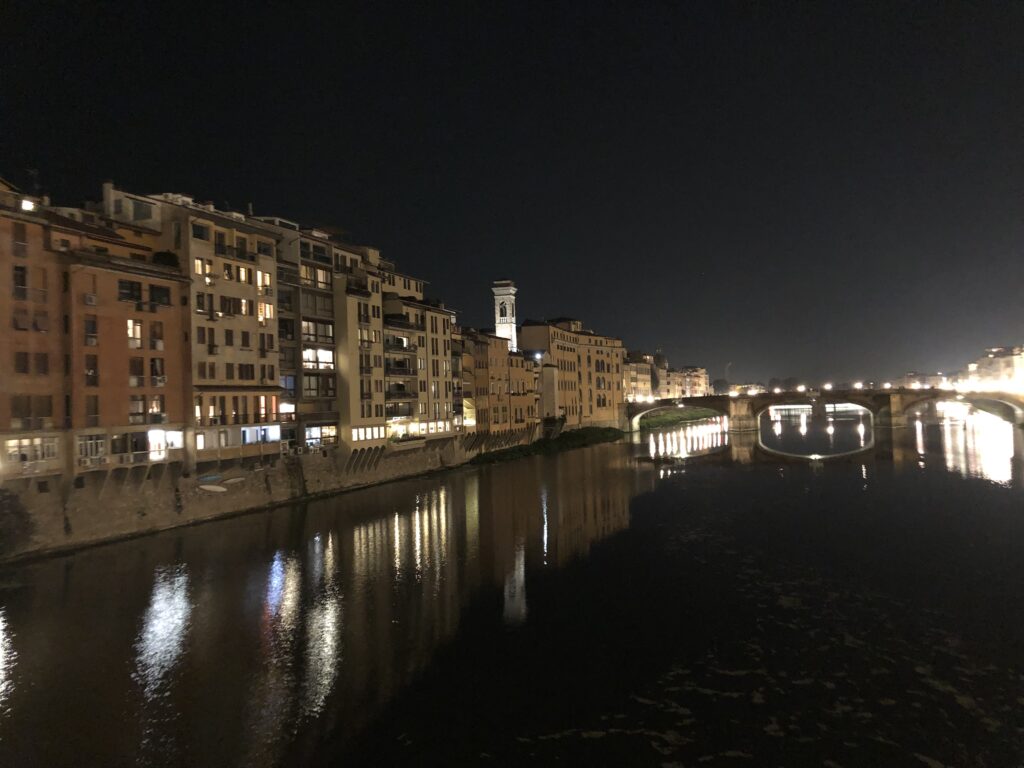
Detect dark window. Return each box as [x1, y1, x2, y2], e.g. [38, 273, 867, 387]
[149, 285, 171, 305]
[191, 223, 209, 240]
[118, 280, 142, 302]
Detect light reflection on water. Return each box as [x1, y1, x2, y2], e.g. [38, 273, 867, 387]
[921, 404, 1017, 486]
[644, 417, 729, 459]
[759, 404, 874, 457]
[133, 565, 191, 701]
[0, 608, 14, 716]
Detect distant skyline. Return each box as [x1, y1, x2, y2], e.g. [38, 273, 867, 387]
[3, 2, 1022, 383]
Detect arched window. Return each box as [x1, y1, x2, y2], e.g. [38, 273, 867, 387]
[499, 302, 507, 318]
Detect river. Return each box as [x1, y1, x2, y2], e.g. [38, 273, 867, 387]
[2, 405, 1024, 765]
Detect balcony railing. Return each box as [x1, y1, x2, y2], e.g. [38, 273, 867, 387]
[12, 286, 48, 303]
[385, 365, 417, 377]
[151, 376, 167, 387]
[360, 392, 373, 400]
[385, 390, 417, 401]
[384, 340, 417, 353]
[359, 365, 373, 375]
[129, 375, 145, 387]
[9, 417, 55, 430]
[150, 339, 164, 351]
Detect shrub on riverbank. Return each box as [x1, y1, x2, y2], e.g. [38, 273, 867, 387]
[638, 407, 720, 429]
[470, 427, 624, 465]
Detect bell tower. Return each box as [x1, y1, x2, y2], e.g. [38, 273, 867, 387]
[492, 279, 517, 351]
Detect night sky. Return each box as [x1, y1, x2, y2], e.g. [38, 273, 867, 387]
[3, 2, 1022, 384]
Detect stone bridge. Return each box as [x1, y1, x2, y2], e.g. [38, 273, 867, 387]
[626, 390, 1024, 432]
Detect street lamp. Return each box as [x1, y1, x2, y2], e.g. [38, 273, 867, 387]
[823, 383, 833, 391]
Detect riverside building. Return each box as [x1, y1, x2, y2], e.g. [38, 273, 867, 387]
[98, 184, 282, 468]
[520, 318, 624, 429]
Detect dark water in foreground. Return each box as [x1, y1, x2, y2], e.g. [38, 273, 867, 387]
[3, 411, 1024, 766]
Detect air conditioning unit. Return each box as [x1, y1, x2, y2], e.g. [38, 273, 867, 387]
[152, 375, 167, 387]
[83, 293, 97, 306]
[85, 335, 98, 347]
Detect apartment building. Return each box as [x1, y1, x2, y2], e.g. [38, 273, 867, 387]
[1, 185, 69, 484]
[509, 352, 540, 429]
[1, 182, 191, 485]
[624, 353, 655, 402]
[334, 247, 455, 446]
[520, 317, 623, 429]
[99, 184, 281, 465]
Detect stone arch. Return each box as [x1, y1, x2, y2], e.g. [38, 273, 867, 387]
[628, 400, 728, 432]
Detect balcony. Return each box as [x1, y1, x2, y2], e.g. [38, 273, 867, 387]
[385, 364, 417, 377]
[128, 413, 146, 425]
[358, 339, 372, 350]
[357, 314, 371, 326]
[259, 286, 274, 297]
[383, 316, 424, 331]
[384, 340, 417, 354]
[149, 413, 168, 424]
[385, 389, 417, 401]
[207, 344, 220, 355]
[12, 286, 46, 303]
[9, 417, 55, 430]
[359, 365, 373, 375]
[76, 456, 109, 470]
[360, 392, 373, 400]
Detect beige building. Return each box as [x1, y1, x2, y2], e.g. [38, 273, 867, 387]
[624, 353, 655, 402]
[520, 318, 623, 429]
[333, 248, 456, 446]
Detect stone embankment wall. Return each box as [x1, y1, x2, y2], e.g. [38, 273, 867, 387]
[0, 427, 539, 563]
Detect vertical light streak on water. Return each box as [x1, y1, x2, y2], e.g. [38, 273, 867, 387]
[393, 512, 402, 577]
[133, 565, 191, 702]
[541, 486, 549, 566]
[915, 419, 925, 456]
[413, 501, 423, 580]
[0, 608, 14, 716]
[502, 543, 527, 625]
[303, 532, 342, 720]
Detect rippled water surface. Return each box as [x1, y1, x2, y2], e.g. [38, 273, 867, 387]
[3, 411, 1024, 766]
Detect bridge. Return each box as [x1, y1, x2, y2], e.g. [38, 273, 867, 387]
[626, 389, 1024, 432]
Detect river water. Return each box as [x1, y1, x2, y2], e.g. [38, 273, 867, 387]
[3, 406, 1024, 766]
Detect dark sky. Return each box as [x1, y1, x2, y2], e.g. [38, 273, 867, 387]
[3, 2, 1022, 383]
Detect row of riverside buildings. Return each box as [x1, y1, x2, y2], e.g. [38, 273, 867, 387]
[0, 177, 709, 487]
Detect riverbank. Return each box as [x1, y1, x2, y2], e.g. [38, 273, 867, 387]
[469, 427, 624, 465]
[638, 407, 720, 429]
[2, 424, 550, 563]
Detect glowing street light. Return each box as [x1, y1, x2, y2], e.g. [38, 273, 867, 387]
[772, 387, 782, 394]
[883, 382, 892, 389]
[823, 383, 833, 391]
[728, 391, 740, 398]
[796, 384, 807, 393]
[853, 381, 864, 390]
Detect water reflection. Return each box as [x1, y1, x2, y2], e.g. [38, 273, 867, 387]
[134, 565, 191, 701]
[302, 534, 342, 719]
[914, 402, 1017, 485]
[640, 417, 729, 460]
[0, 608, 13, 717]
[759, 404, 874, 458]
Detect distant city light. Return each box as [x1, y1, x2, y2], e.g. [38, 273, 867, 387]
[823, 383, 833, 391]
[534, 352, 542, 361]
[728, 391, 740, 398]
[853, 381, 864, 390]
[20, 199, 35, 212]
[883, 382, 892, 389]
[747, 388, 759, 396]
[772, 387, 782, 394]
[796, 384, 806, 393]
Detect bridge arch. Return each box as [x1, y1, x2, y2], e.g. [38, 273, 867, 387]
[627, 399, 730, 432]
